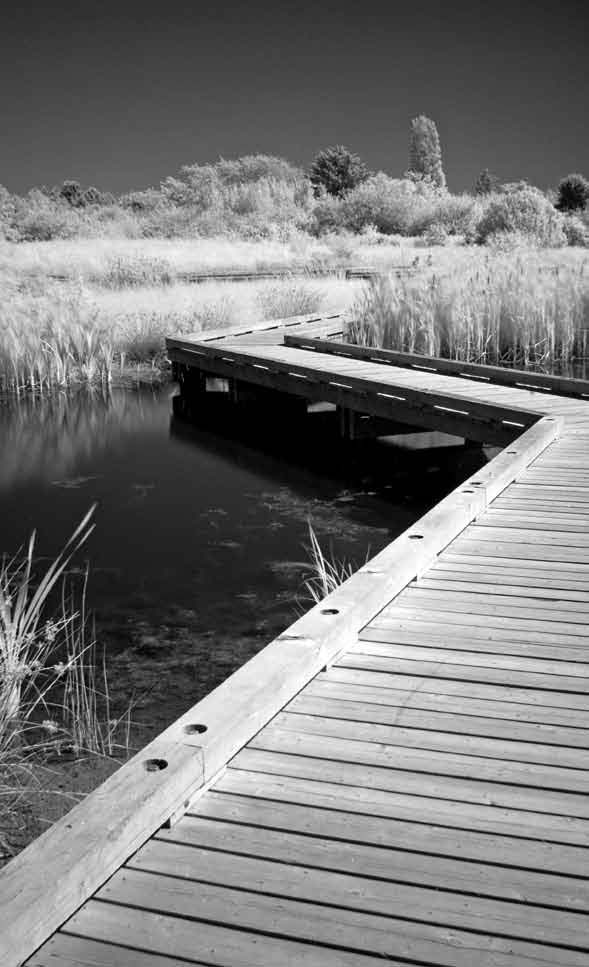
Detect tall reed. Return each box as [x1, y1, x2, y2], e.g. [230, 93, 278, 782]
[302, 523, 357, 604]
[347, 248, 589, 371]
[0, 507, 95, 743]
[0, 506, 130, 760]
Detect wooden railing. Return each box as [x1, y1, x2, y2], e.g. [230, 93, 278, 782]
[284, 335, 589, 400]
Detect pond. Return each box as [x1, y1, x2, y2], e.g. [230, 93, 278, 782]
[0, 385, 492, 744]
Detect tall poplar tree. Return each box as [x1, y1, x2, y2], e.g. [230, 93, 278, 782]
[407, 116, 446, 189]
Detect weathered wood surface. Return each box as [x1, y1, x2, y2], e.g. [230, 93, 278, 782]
[168, 336, 544, 445]
[284, 333, 589, 399]
[8, 312, 589, 967]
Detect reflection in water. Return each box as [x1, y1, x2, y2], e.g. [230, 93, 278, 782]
[0, 387, 173, 491]
[0, 386, 490, 739]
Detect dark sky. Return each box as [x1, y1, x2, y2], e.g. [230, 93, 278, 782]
[2, 0, 588, 194]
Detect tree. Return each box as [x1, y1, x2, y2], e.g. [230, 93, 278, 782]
[474, 168, 499, 195]
[59, 180, 83, 207]
[556, 173, 589, 212]
[309, 145, 370, 198]
[407, 116, 446, 189]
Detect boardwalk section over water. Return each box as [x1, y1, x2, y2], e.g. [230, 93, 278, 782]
[2, 313, 589, 967]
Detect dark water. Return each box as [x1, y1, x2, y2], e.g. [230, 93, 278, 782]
[0, 387, 491, 741]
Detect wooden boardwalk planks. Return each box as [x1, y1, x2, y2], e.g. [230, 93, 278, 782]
[12, 315, 589, 966]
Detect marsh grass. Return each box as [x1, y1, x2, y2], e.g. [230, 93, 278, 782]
[0, 507, 134, 858]
[348, 247, 589, 371]
[4, 237, 588, 394]
[97, 254, 174, 288]
[0, 268, 360, 392]
[256, 283, 325, 319]
[0, 275, 116, 393]
[0, 506, 131, 759]
[302, 523, 358, 604]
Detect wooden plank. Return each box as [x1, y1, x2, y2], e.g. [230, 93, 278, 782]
[481, 513, 589, 533]
[365, 608, 589, 647]
[502, 484, 589, 502]
[491, 499, 589, 515]
[437, 552, 589, 579]
[226, 755, 589, 845]
[215, 766, 589, 845]
[418, 575, 589, 601]
[389, 589, 589, 625]
[326, 666, 589, 714]
[294, 681, 589, 745]
[393, 585, 589, 620]
[338, 650, 589, 693]
[28, 934, 193, 967]
[180, 800, 589, 887]
[358, 623, 589, 661]
[315, 671, 589, 726]
[56, 901, 386, 967]
[450, 538, 589, 564]
[250, 725, 589, 795]
[130, 838, 589, 949]
[462, 524, 589, 547]
[353, 638, 589, 678]
[90, 870, 589, 967]
[275, 706, 588, 767]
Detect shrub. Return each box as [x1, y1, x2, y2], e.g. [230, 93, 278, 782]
[59, 181, 84, 207]
[339, 174, 423, 235]
[120, 188, 167, 213]
[556, 173, 589, 212]
[561, 214, 589, 247]
[498, 180, 536, 194]
[474, 169, 499, 195]
[13, 203, 78, 242]
[421, 224, 448, 246]
[475, 189, 566, 247]
[309, 194, 346, 235]
[412, 193, 480, 238]
[309, 146, 370, 198]
[214, 154, 303, 186]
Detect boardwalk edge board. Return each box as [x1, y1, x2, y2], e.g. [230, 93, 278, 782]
[0, 314, 579, 967]
[284, 333, 589, 399]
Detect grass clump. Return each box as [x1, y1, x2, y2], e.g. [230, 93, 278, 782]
[0, 508, 133, 859]
[0, 505, 128, 757]
[302, 523, 358, 604]
[347, 247, 589, 371]
[0, 276, 116, 394]
[98, 254, 174, 288]
[256, 282, 325, 319]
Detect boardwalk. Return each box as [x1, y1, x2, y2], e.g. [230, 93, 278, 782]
[3, 313, 589, 967]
